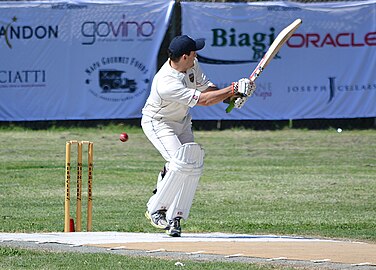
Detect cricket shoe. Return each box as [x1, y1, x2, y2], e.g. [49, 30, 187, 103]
[166, 217, 181, 237]
[145, 210, 169, 230]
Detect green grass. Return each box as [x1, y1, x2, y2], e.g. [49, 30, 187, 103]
[0, 125, 375, 269]
[0, 246, 287, 270]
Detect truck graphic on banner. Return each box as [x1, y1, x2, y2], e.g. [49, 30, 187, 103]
[99, 69, 137, 93]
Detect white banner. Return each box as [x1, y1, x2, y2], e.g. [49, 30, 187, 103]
[0, 0, 174, 121]
[182, 1, 376, 120]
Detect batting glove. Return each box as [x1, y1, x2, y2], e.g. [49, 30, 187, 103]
[234, 96, 248, 109]
[232, 78, 256, 97]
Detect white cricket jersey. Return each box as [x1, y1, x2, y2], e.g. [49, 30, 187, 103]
[142, 58, 214, 122]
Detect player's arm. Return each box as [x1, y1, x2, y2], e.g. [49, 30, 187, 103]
[196, 85, 233, 106]
[201, 86, 219, 92]
[197, 79, 255, 107]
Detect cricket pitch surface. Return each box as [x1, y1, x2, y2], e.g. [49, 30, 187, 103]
[1, 232, 376, 269]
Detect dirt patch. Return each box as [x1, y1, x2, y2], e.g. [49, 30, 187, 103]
[1, 232, 375, 269]
[92, 240, 376, 265]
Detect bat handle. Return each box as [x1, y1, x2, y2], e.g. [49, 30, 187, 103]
[225, 75, 255, 113]
[225, 99, 235, 113]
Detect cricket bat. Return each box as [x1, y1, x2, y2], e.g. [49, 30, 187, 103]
[226, 18, 303, 113]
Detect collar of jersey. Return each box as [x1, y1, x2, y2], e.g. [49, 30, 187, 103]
[167, 60, 188, 80]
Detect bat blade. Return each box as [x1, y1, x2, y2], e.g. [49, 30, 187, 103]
[226, 18, 302, 113]
[249, 18, 302, 82]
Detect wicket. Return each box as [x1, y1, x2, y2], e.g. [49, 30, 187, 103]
[64, 140, 93, 232]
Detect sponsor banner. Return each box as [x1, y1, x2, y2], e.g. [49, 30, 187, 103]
[182, 1, 376, 120]
[0, 0, 173, 121]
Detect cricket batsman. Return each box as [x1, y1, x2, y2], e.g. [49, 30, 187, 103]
[141, 35, 256, 237]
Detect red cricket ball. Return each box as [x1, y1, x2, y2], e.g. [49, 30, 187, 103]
[119, 132, 129, 142]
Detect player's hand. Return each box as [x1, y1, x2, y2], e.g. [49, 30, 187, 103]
[234, 96, 248, 109]
[232, 78, 256, 97]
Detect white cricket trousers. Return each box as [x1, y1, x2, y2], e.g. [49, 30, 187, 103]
[141, 115, 197, 220]
[141, 115, 194, 162]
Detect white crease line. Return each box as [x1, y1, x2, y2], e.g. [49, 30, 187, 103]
[351, 262, 374, 266]
[107, 246, 127, 251]
[225, 253, 244, 258]
[267, 257, 287, 261]
[186, 250, 205, 255]
[311, 259, 331, 263]
[146, 248, 166, 253]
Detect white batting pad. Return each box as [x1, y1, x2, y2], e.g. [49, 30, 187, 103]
[148, 143, 204, 220]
